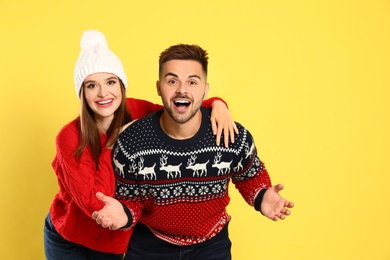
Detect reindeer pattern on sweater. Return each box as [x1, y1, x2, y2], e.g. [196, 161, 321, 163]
[113, 107, 272, 245]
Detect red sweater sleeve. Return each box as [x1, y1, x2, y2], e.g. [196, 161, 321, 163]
[202, 97, 228, 109]
[52, 119, 116, 216]
[231, 133, 272, 207]
[126, 98, 162, 120]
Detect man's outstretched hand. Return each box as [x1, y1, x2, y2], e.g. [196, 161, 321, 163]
[91, 192, 128, 230]
[261, 184, 294, 221]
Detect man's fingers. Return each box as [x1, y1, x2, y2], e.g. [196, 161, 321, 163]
[110, 223, 119, 230]
[101, 220, 111, 228]
[92, 211, 98, 220]
[96, 192, 113, 204]
[285, 201, 294, 208]
[100, 219, 118, 230]
[274, 184, 285, 192]
[96, 192, 105, 201]
[93, 212, 113, 228]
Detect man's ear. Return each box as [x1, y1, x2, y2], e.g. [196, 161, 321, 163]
[156, 80, 161, 96]
[204, 83, 210, 99]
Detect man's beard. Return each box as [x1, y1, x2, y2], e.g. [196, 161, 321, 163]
[164, 94, 204, 124]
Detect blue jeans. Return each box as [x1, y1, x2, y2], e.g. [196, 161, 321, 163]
[125, 223, 232, 260]
[44, 213, 123, 260]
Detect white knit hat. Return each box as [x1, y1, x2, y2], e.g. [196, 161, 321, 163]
[74, 30, 128, 98]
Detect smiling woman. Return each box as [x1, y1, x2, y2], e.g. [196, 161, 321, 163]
[83, 73, 124, 133]
[43, 30, 237, 260]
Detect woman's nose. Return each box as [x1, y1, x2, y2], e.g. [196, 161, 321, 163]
[98, 86, 108, 97]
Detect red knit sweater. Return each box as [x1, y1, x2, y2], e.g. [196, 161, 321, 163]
[49, 97, 221, 253]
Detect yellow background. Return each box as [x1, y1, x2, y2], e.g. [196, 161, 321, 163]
[1, 0, 389, 259]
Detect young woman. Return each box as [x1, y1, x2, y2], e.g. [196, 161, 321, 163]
[43, 30, 237, 260]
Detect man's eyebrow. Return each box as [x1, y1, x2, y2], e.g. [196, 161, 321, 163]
[164, 72, 201, 80]
[164, 72, 178, 78]
[188, 74, 201, 80]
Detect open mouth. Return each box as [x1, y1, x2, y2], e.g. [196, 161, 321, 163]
[174, 100, 190, 108]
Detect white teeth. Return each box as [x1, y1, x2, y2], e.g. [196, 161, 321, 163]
[98, 100, 112, 105]
[175, 100, 189, 104]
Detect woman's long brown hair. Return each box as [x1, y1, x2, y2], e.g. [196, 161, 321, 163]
[74, 81, 131, 168]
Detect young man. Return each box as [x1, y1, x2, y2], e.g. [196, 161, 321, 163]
[93, 44, 294, 260]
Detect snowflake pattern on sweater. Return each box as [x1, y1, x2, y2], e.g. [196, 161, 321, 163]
[113, 107, 272, 246]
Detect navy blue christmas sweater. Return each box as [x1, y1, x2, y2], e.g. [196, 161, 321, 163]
[113, 107, 272, 245]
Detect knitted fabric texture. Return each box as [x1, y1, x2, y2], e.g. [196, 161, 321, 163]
[48, 98, 223, 253]
[73, 30, 127, 98]
[113, 107, 272, 246]
[49, 98, 162, 254]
